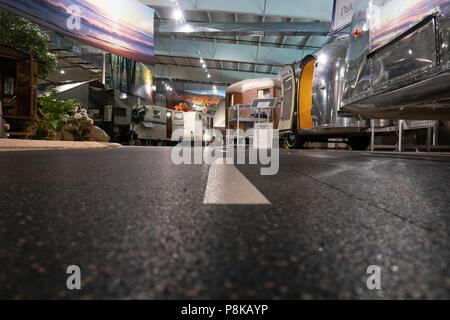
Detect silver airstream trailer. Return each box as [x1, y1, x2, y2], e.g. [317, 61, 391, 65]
[341, 0, 450, 120]
[279, 35, 370, 150]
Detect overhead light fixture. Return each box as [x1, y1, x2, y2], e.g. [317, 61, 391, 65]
[200, 58, 204, 64]
[173, 8, 184, 21]
[120, 93, 128, 100]
[202, 63, 207, 68]
[60, 69, 66, 74]
[207, 74, 211, 78]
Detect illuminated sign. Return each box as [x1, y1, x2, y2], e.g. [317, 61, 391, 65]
[331, 0, 355, 33]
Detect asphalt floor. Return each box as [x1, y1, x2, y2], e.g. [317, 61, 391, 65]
[0, 147, 448, 299]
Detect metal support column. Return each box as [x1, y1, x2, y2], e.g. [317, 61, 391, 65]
[102, 52, 107, 85]
[370, 119, 375, 152]
[398, 120, 404, 152]
[427, 126, 432, 152]
[433, 121, 439, 147]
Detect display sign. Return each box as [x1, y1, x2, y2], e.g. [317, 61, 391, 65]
[251, 98, 277, 109]
[0, 0, 155, 65]
[370, 0, 444, 50]
[331, 0, 355, 33]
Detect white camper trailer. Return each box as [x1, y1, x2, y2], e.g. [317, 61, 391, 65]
[171, 111, 214, 143]
[135, 105, 173, 146]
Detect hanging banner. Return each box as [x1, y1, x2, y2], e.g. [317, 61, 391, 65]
[0, 0, 155, 65]
[331, 0, 355, 33]
[370, 0, 448, 50]
[110, 55, 153, 101]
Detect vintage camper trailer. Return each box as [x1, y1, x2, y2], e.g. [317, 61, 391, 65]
[279, 36, 370, 150]
[134, 105, 173, 145]
[172, 111, 214, 143]
[213, 106, 226, 132]
[226, 78, 281, 133]
[341, 0, 450, 120]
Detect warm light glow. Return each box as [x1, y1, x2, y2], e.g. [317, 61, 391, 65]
[173, 8, 184, 21]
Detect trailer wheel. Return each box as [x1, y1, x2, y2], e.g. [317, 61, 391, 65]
[348, 136, 371, 151]
[284, 132, 305, 149]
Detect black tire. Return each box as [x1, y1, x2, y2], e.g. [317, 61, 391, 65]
[348, 135, 371, 151]
[284, 131, 305, 149]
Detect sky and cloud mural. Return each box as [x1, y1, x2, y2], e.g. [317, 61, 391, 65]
[370, 0, 450, 49]
[0, 0, 155, 65]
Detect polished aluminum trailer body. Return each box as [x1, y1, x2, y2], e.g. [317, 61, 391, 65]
[341, 0, 450, 120]
[303, 35, 366, 134]
[279, 35, 369, 149]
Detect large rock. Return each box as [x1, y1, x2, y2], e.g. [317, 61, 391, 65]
[60, 123, 76, 141]
[88, 126, 110, 142]
[61, 130, 75, 141]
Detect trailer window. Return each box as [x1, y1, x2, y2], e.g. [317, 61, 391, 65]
[258, 89, 271, 99]
[372, 19, 437, 86]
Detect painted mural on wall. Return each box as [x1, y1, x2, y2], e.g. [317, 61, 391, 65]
[0, 0, 155, 64]
[110, 55, 153, 102]
[370, 0, 450, 49]
[166, 92, 224, 114]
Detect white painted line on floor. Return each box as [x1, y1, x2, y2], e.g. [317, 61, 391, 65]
[203, 161, 271, 205]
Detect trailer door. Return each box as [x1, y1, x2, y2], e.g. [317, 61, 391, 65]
[278, 65, 296, 131]
[298, 59, 315, 130]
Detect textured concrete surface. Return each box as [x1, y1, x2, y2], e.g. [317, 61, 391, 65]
[0, 139, 120, 150]
[0, 147, 448, 299]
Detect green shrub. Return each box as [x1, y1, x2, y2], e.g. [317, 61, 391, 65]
[34, 89, 78, 139]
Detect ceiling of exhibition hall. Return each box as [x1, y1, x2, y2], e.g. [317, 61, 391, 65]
[141, 0, 334, 87]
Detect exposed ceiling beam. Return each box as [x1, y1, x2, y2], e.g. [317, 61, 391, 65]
[141, 0, 333, 21]
[234, 13, 239, 45]
[155, 61, 278, 75]
[157, 55, 282, 69]
[153, 65, 275, 85]
[158, 35, 322, 50]
[157, 21, 331, 36]
[156, 37, 315, 67]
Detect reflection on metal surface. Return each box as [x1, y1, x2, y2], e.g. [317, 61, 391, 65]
[301, 35, 367, 132]
[341, 0, 450, 120]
